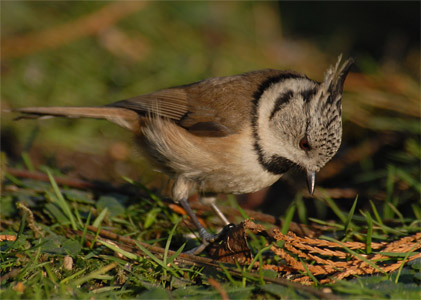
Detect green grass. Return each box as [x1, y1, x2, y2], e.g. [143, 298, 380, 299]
[1, 154, 420, 298]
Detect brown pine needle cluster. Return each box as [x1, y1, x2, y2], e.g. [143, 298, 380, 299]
[243, 220, 421, 285]
[62, 219, 421, 287]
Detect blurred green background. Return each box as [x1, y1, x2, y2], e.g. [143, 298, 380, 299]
[1, 1, 420, 218]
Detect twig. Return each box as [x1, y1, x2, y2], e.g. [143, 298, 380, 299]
[6, 167, 133, 194]
[208, 278, 229, 300]
[0, 269, 21, 283]
[16, 202, 44, 238]
[2, 2, 147, 59]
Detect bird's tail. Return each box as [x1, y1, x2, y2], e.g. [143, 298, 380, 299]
[12, 106, 141, 132]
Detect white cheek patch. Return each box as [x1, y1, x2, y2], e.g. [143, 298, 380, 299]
[255, 78, 315, 161]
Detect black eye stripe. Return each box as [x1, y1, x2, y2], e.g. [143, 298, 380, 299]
[269, 90, 293, 120]
[269, 87, 318, 121]
[301, 88, 317, 103]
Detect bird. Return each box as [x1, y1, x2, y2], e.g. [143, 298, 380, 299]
[13, 56, 354, 249]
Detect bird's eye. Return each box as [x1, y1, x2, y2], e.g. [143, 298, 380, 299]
[299, 137, 311, 151]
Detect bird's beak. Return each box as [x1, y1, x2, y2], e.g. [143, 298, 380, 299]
[306, 170, 316, 195]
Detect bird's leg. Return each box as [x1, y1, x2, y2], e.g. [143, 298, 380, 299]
[179, 197, 236, 254]
[200, 195, 230, 226]
[211, 202, 230, 225]
[174, 178, 233, 254]
[179, 197, 216, 243]
[173, 178, 216, 242]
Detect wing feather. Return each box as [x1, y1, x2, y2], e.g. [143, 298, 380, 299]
[108, 69, 291, 137]
[107, 88, 189, 120]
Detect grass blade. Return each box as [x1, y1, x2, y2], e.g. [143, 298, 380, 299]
[386, 202, 405, 224]
[135, 241, 179, 277]
[21, 152, 35, 172]
[300, 259, 319, 285]
[322, 236, 386, 274]
[365, 211, 373, 254]
[281, 202, 296, 235]
[163, 218, 181, 265]
[394, 242, 420, 283]
[295, 193, 307, 224]
[395, 168, 421, 193]
[72, 263, 117, 286]
[384, 165, 395, 219]
[166, 244, 186, 265]
[320, 191, 347, 223]
[47, 170, 77, 230]
[98, 240, 139, 260]
[80, 210, 92, 245]
[92, 207, 108, 228]
[60, 268, 87, 284]
[411, 204, 421, 220]
[369, 200, 384, 227]
[247, 245, 272, 272]
[343, 196, 358, 236]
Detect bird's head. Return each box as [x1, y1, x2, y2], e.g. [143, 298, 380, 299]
[252, 56, 354, 194]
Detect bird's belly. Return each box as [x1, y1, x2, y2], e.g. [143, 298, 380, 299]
[140, 119, 281, 195]
[197, 167, 281, 194]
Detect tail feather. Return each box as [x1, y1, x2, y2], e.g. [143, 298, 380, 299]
[13, 106, 141, 132]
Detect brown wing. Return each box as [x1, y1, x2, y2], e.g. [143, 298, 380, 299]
[108, 69, 291, 137]
[107, 88, 189, 120]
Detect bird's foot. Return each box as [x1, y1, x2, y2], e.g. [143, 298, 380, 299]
[186, 223, 236, 255]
